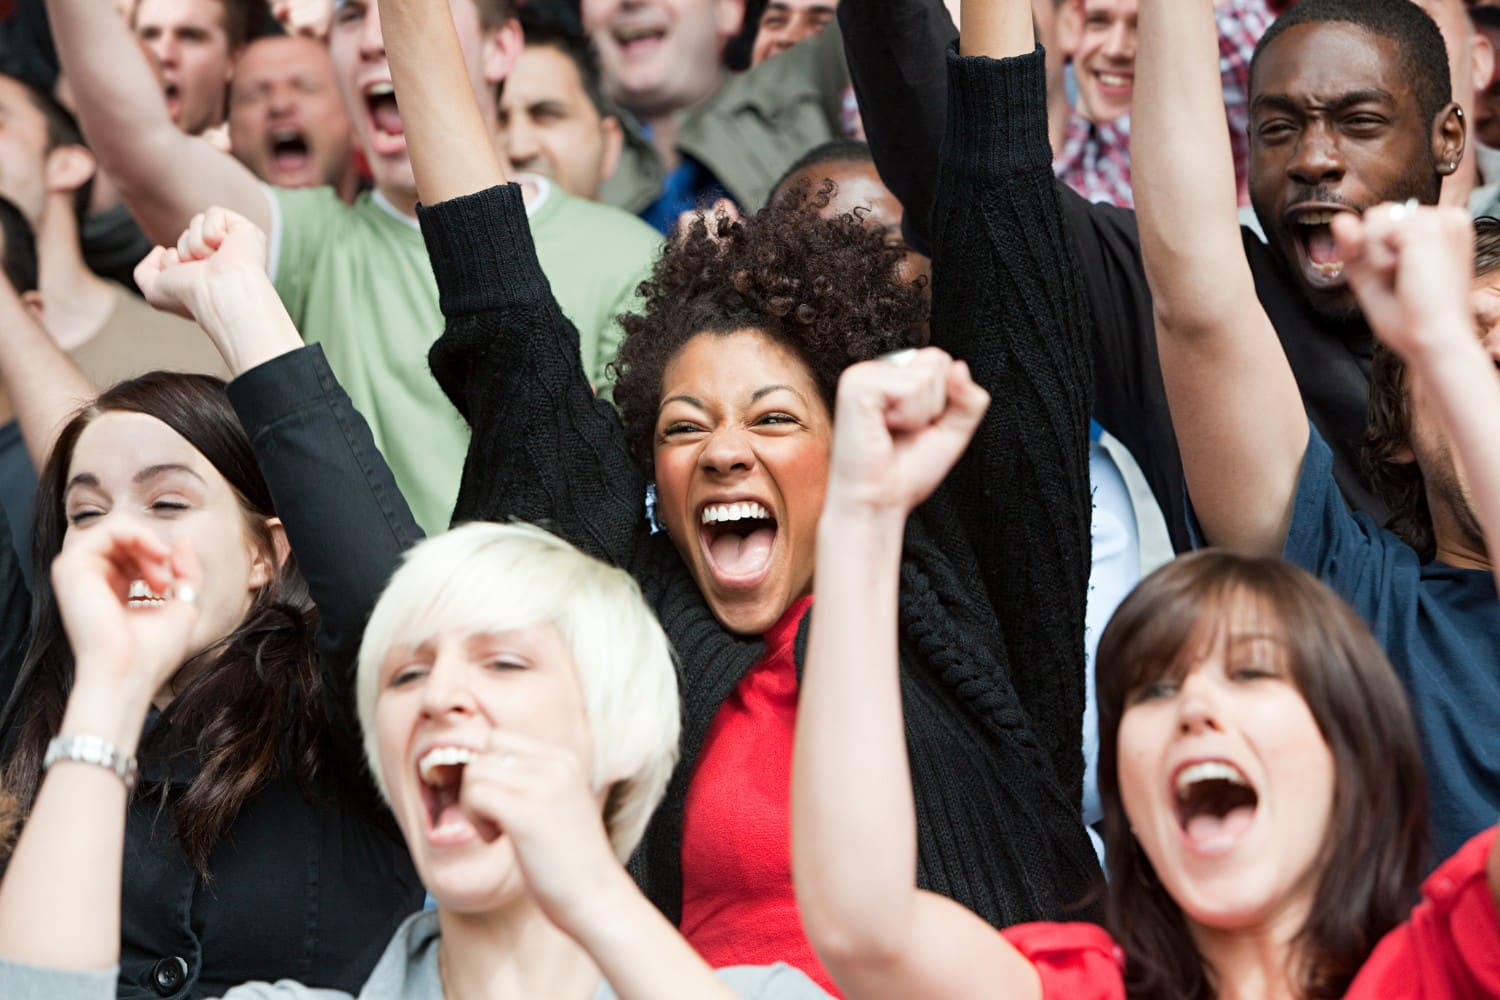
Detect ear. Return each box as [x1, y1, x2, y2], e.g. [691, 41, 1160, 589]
[1473, 30, 1496, 97]
[1434, 101, 1467, 177]
[1055, 0, 1084, 59]
[43, 145, 98, 197]
[715, 0, 745, 43]
[599, 115, 624, 186]
[482, 17, 525, 87]
[20, 291, 44, 324]
[249, 516, 291, 590]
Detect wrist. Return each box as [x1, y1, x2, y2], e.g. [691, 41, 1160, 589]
[60, 677, 152, 752]
[197, 270, 303, 373]
[549, 862, 639, 943]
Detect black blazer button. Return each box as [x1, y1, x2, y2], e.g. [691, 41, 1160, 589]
[152, 956, 188, 996]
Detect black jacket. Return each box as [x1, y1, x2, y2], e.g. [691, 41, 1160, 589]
[839, 0, 1386, 552]
[0, 354, 423, 999]
[421, 46, 1104, 931]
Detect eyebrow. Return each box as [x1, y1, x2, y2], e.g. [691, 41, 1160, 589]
[1251, 88, 1395, 116]
[64, 463, 205, 495]
[659, 384, 808, 413]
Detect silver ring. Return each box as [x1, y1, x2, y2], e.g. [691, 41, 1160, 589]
[174, 584, 198, 606]
[880, 348, 918, 367]
[1386, 198, 1419, 224]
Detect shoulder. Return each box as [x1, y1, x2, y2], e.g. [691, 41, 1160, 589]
[530, 181, 662, 253]
[267, 184, 352, 228]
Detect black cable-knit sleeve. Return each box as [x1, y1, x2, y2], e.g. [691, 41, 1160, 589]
[421, 185, 649, 567]
[928, 45, 1094, 806]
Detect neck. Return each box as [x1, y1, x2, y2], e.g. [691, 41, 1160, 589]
[1441, 153, 1477, 211]
[35, 198, 115, 351]
[1427, 485, 1491, 572]
[1188, 906, 1306, 1000]
[1048, 83, 1070, 156]
[436, 897, 601, 1000]
[640, 111, 683, 172]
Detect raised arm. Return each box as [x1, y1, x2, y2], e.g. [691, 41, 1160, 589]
[377, 0, 508, 204]
[1333, 204, 1500, 591]
[0, 273, 96, 467]
[43, 0, 268, 243]
[1134, 0, 1305, 556]
[135, 207, 424, 745]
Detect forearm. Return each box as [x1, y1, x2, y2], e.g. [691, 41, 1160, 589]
[0, 677, 150, 970]
[957, 0, 1029, 58]
[0, 282, 97, 467]
[792, 511, 914, 971]
[378, 0, 507, 204]
[1134, 0, 1253, 328]
[562, 869, 738, 1000]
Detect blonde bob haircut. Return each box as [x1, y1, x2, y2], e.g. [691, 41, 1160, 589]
[355, 521, 681, 862]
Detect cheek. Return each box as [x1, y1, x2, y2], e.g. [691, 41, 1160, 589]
[1114, 714, 1160, 829]
[652, 449, 695, 526]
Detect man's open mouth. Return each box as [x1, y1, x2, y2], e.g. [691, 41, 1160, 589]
[1289, 207, 1354, 288]
[611, 21, 668, 57]
[268, 127, 311, 175]
[1172, 759, 1258, 856]
[363, 82, 404, 150]
[698, 500, 778, 590]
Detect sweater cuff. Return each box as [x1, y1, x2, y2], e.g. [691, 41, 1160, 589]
[227, 344, 335, 437]
[942, 44, 1053, 177]
[415, 184, 555, 319]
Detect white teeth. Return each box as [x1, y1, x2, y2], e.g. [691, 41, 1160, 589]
[418, 746, 476, 786]
[1297, 210, 1339, 225]
[365, 82, 394, 98]
[1313, 261, 1345, 276]
[127, 580, 167, 607]
[1098, 72, 1131, 87]
[1175, 761, 1249, 799]
[272, 129, 301, 142]
[700, 501, 771, 525]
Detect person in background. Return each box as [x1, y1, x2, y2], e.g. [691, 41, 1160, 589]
[0, 198, 42, 580]
[499, 2, 624, 202]
[751, 0, 835, 64]
[131, 0, 248, 137]
[227, 34, 358, 200]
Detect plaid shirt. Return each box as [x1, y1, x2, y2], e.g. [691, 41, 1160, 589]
[1054, 0, 1275, 208]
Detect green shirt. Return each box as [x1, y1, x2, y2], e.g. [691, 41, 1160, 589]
[268, 177, 659, 532]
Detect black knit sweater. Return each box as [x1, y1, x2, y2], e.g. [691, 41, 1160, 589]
[423, 47, 1102, 930]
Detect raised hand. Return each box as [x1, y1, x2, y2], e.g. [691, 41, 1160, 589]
[1332, 203, 1476, 363]
[823, 347, 990, 521]
[51, 523, 202, 713]
[271, 0, 334, 39]
[457, 729, 628, 934]
[134, 206, 305, 375]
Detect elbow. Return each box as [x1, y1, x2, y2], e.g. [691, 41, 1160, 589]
[796, 881, 911, 978]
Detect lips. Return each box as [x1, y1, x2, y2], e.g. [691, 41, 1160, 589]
[414, 744, 482, 848]
[362, 81, 405, 156]
[267, 127, 312, 178]
[163, 81, 182, 123]
[697, 497, 779, 592]
[610, 19, 668, 59]
[1093, 69, 1134, 95]
[1170, 758, 1259, 857]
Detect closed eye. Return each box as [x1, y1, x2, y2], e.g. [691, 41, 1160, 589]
[67, 509, 104, 526]
[388, 664, 429, 688]
[1129, 681, 1177, 704]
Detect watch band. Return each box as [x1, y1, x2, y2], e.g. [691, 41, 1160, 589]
[43, 734, 138, 791]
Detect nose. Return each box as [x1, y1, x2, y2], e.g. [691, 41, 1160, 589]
[420, 647, 476, 718]
[505, 114, 541, 168]
[1103, 20, 1135, 61]
[358, 3, 386, 58]
[1175, 672, 1224, 737]
[1286, 124, 1345, 187]
[153, 33, 179, 68]
[268, 86, 296, 118]
[699, 425, 757, 476]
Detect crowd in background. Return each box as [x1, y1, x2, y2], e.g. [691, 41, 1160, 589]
[0, 0, 1494, 996]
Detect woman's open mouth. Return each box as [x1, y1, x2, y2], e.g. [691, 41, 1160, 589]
[417, 746, 478, 848]
[1172, 759, 1259, 857]
[698, 500, 778, 591]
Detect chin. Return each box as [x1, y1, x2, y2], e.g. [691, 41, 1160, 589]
[420, 851, 526, 915]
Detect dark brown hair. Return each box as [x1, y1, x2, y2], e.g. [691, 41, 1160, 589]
[0, 373, 326, 876]
[1095, 551, 1427, 1000]
[1364, 215, 1500, 558]
[610, 189, 926, 475]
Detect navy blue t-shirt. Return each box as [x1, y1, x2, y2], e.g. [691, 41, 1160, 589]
[1283, 426, 1500, 863]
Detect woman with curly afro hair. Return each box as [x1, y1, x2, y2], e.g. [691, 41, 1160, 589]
[317, 0, 1104, 988]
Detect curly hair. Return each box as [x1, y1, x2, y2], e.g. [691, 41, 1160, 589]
[610, 185, 927, 474]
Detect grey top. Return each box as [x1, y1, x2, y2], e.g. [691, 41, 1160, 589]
[0, 910, 831, 999]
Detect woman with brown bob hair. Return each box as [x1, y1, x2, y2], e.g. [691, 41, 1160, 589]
[0, 371, 421, 997]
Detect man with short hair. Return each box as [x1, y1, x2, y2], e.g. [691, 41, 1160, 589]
[46, 0, 662, 533]
[228, 34, 358, 198]
[499, 3, 623, 201]
[585, 0, 849, 229]
[750, 0, 835, 64]
[132, 0, 246, 135]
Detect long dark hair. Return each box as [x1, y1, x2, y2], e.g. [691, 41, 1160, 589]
[1095, 551, 1427, 999]
[0, 373, 325, 875]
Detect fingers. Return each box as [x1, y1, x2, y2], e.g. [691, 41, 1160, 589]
[55, 522, 187, 601]
[839, 347, 987, 434]
[458, 730, 592, 836]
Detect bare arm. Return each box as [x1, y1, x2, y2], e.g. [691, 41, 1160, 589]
[0, 276, 97, 467]
[1333, 204, 1500, 590]
[43, 0, 269, 243]
[1134, 0, 1306, 556]
[377, 0, 508, 205]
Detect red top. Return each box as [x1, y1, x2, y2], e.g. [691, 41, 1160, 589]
[679, 597, 838, 996]
[1002, 827, 1500, 999]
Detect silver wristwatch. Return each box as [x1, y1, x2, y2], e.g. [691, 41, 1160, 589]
[43, 734, 138, 791]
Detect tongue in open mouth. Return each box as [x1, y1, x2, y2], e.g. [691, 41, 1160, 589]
[1175, 761, 1258, 855]
[700, 502, 777, 587]
[1294, 210, 1348, 284]
[270, 130, 310, 174]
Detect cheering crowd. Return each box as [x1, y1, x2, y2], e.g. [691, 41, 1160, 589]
[0, 0, 1496, 995]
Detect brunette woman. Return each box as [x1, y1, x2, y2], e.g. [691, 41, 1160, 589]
[372, 0, 1103, 987]
[0, 245, 423, 996]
